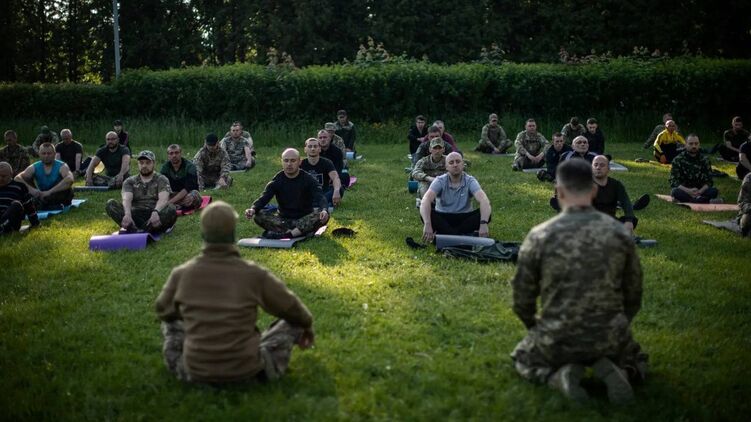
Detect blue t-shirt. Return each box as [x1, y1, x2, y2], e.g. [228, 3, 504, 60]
[32, 160, 64, 191]
[429, 172, 481, 213]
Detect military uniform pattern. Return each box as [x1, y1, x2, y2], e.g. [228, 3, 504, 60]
[105, 199, 177, 232]
[254, 208, 324, 237]
[669, 151, 713, 189]
[220, 136, 254, 170]
[561, 123, 586, 144]
[514, 131, 549, 169]
[161, 319, 303, 383]
[170, 190, 202, 210]
[738, 173, 751, 234]
[476, 124, 511, 153]
[30, 132, 60, 157]
[510, 206, 646, 383]
[0, 144, 31, 176]
[335, 121, 356, 150]
[91, 174, 127, 189]
[411, 155, 446, 198]
[194, 146, 232, 190]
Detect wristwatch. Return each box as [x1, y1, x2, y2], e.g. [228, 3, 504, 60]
[480, 220, 489, 225]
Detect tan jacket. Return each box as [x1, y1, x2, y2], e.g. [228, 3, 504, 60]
[155, 243, 313, 382]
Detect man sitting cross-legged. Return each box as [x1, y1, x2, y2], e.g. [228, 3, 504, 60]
[560, 136, 597, 164]
[413, 125, 455, 164]
[54, 129, 84, 176]
[85, 131, 131, 189]
[513, 119, 548, 171]
[105, 150, 177, 233]
[653, 120, 685, 164]
[411, 137, 447, 201]
[420, 152, 491, 242]
[300, 137, 342, 209]
[537, 132, 572, 182]
[194, 133, 232, 190]
[511, 159, 647, 403]
[592, 155, 649, 234]
[220, 121, 255, 171]
[14, 142, 74, 210]
[738, 173, 751, 237]
[474, 113, 512, 154]
[0, 162, 40, 234]
[670, 134, 720, 204]
[160, 144, 202, 212]
[245, 148, 329, 239]
[155, 200, 315, 384]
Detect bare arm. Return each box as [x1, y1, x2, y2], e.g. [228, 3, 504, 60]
[14, 165, 39, 196]
[118, 154, 131, 178]
[420, 189, 437, 243]
[474, 189, 492, 237]
[43, 164, 74, 195]
[329, 170, 341, 205]
[85, 156, 102, 184]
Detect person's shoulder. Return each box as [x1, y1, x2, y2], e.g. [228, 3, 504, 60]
[123, 174, 138, 186]
[118, 145, 131, 155]
[743, 172, 751, 185]
[319, 156, 334, 167]
[159, 161, 170, 174]
[95, 145, 108, 154]
[155, 173, 171, 183]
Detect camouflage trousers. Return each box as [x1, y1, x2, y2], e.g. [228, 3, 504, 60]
[511, 328, 648, 384]
[91, 173, 127, 189]
[254, 209, 325, 236]
[105, 199, 177, 233]
[161, 319, 303, 383]
[170, 190, 202, 211]
[202, 174, 233, 190]
[229, 159, 255, 171]
[514, 155, 545, 169]
[475, 139, 513, 154]
[33, 189, 74, 210]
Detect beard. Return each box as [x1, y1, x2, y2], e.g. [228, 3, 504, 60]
[140, 168, 154, 177]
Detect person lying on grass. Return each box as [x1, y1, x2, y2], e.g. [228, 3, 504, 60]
[156, 200, 315, 384]
[419, 152, 491, 243]
[245, 148, 329, 240]
[511, 159, 647, 404]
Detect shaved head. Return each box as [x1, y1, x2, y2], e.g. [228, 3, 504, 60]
[0, 162, 12, 186]
[282, 148, 300, 159]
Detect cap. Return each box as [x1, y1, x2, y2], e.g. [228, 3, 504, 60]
[324, 122, 336, 131]
[337, 109, 347, 117]
[205, 133, 218, 145]
[136, 150, 155, 161]
[429, 138, 445, 149]
[113, 119, 123, 126]
[201, 201, 238, 243]
[40, 126, 50, 134]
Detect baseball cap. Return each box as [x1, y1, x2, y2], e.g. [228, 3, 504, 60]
[205, 133, 218, 145]
[324, 122, 336, 131]
[136, 150, 155, 161]
[430, 138, 445, 149]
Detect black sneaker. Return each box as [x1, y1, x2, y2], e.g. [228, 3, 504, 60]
[511, 164, 520, 172]
[632, 194, 650, 210]
[262, 230, 288, 240]
[549, 197, 561, 211]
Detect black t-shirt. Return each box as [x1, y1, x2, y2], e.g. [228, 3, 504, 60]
[95, 145, 131, 176]
[594, 177, 634, 222]
[252, 171, 326, 219]
[301, 157, 336, 191]
[55, 141, 83, 171]
[321, 144, 344, 172]
[408, 125, 428, 154]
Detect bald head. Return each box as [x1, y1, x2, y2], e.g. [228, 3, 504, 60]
[281, 148, 301, 177]
[592, 155, 610, 180]
[201, 201, 238, 244]
[445, 152, 465, 176]
[0, 162, 12, 187]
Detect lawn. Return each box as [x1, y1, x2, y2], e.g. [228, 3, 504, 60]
[1, 121, 749, 421]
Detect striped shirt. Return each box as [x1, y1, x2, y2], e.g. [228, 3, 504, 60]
[0, 181, 39, 224]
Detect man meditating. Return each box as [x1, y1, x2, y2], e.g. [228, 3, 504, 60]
[156, 200, 315, 383]
[411, 138, 447, 201]
[85, 131, 131, 189]
[245, 148, 329, 239]
[0, 162, 39, 234]
[15, 143, 74, 210]
[420, 152, 491, 243]
[161, 144, 202, 212]
[669, 134, 720, 204]
[194, 133, 232, 190]
[592, 155, 649, 234]
[511, 159, 647, 403]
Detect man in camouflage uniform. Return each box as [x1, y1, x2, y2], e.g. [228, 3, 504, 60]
[29, 126, 60, 158]
[105, 150, 176, 233]
[335, 109, 357, 153]
[156, 200, 315, 384]
[643, 113, 679, 149]
[561, 117, 586, 145]
[245, 148, 329, 239]
[220, 121, 255, 171]
[738, 173, 751, 236]
[718, 116, 750, 162]
[669, 134, 720, 203]
[411, 137, 447, 199]
[511, 159, 646, 403]
[0, 130, 31, 176]
[513, 119, 549, 171]
[325, 122, 347, 161]
[194, 133, 232, 190]
[474, 113, 511, 154]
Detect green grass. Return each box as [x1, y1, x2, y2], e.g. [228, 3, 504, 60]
[1, 123, 750, 421]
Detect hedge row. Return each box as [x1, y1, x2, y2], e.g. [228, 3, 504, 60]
[1, 59, 750, 122]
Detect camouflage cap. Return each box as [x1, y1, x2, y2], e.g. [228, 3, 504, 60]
[113, 119, 123, 126]
[136, 150, 156, 161]
[324, 122, 337, 131]
[429, 138, 445, 149]
[201, 200, 238, 243]
[205, 133, 218, 145]
[40, 125, 51, 134]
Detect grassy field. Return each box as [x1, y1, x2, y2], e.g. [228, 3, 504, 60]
[1, 121, 750, 421]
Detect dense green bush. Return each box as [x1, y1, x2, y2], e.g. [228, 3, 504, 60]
[1, 59, 749, 123]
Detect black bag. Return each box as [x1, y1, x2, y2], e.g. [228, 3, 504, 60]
[440, 241, 520, 263]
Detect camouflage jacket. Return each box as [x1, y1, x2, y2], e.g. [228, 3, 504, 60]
[220, 135, 253, 167]
[479, 124, 508, 149]
[669, 150, 713, 189]
[514, 131, 549, 158]
[335, 121, 356, 150]
[122, 173, 172, 211]
[512, 206, 642, 346]
[561, 123, 586, 144]
[32, 132, 60, 155]
[331, 134, 346, 159]
[738, 173, 751, 216]
[411, 155, 446, 182]
[0, 144, 31, 176]
[193, 146, 231, 190]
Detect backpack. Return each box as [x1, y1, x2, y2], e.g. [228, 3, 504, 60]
[439, 241, 520, 263]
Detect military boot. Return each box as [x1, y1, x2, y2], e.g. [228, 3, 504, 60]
[593, 357, 634, 404]
[547, 364, 588, 401]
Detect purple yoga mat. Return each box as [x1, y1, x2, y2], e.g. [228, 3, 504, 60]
[89, 228, 171, 251]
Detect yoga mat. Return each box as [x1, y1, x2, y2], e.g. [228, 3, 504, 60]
[488, 152, 515, 156]
[34, 199, 87, 220]
[176, 196, 212, 216]
[655, 194, 739, 212]
[609, 161, 628, 171]
[348, 176, 358, 187]
[19, 225, 30, 234]
[238, 225, 327, 249]
[73, 185, 110, 192]
[522, 167, 545, 173]
[89, 227, 173, 251]
[435, 234, 496, 250]
[703, 220, 743, 235]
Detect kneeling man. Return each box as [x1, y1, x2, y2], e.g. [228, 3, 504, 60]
[245, 148, 329, 239]
[156, 200, 314, 383]
[105, 150, 177, 233]
[511, 159, 646, 403]
[420, 152, 491, 242]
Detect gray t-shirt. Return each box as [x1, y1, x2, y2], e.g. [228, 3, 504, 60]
[429, 173, 481, 213]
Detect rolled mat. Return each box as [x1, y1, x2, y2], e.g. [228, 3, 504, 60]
[703, 219, 743, 235]
[89, 227, 173, 251]
[176, 196, 212, 216]
[238, 225, 327, 249]
[73, 186, 110, 192]
[435, 234, 496, 249]
[655, 194, 739, 212]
